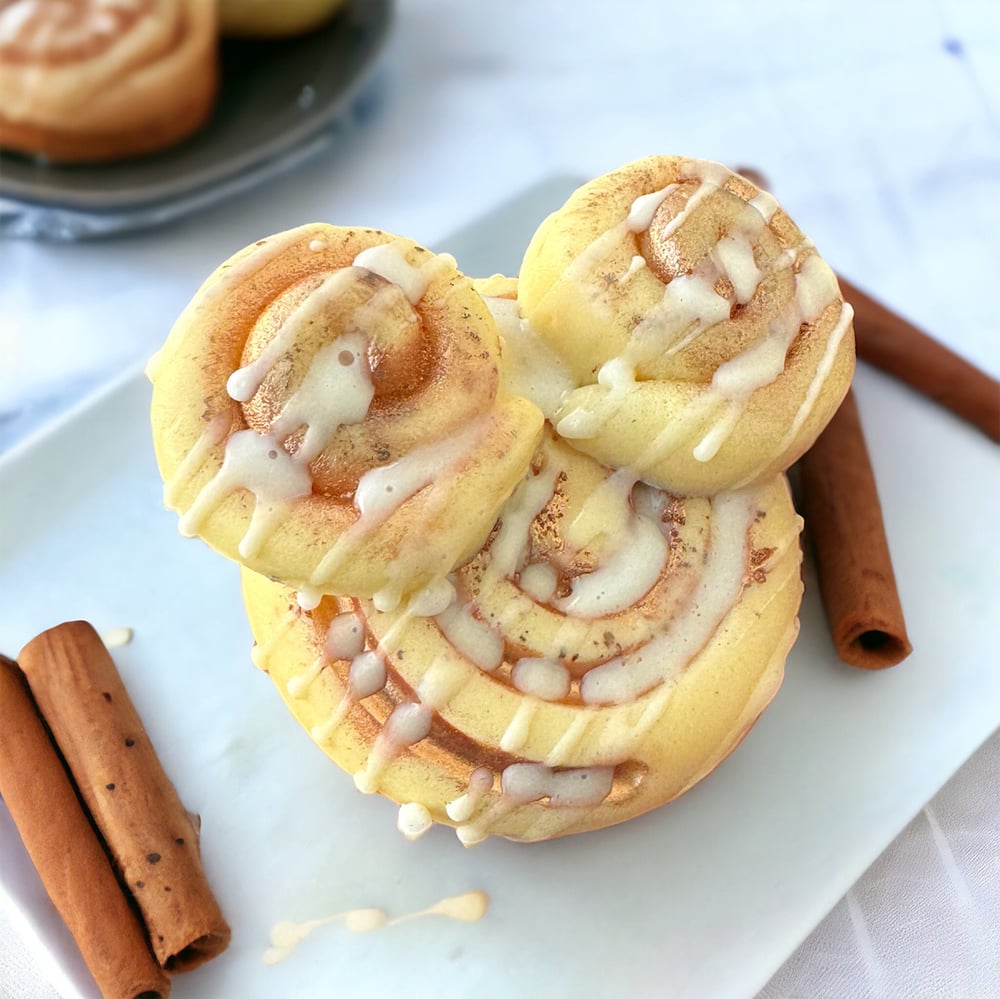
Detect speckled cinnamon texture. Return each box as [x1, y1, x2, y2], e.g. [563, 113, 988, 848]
[0, 653, 170, 999]
[17, 622, 230, 971]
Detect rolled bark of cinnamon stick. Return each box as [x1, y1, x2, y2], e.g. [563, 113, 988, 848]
[0, 654, 171, 999]
[838, 275, 1000, 443]
[17, 623, 231, 971]
[798, 390, 912, 669]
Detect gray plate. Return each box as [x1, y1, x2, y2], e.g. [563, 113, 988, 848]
[0, 0, 392, 240]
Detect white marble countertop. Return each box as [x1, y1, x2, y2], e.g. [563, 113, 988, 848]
[2, 2, 999, 996]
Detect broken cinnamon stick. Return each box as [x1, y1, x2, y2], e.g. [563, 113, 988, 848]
[798, 390, 912, 669]
[17, 623, 231, 971]
[838, 275, 1000, 443]
[0, 654, 171, 999]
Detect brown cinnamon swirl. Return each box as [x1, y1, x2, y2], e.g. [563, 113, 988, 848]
[150, 224, 544, 607]
[241, 430, 803, 843]
[517, 157, 856, 495]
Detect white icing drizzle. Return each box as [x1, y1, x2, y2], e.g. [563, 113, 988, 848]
[178, 431, 312, 559]
[434, 602, 504, 673]
[527, 465, 669, 617]
[625, 184, 675, 232]
[484, 295, 576, 419]
[728, 301, 854, 491]
[354, 703, 433, 793]
[500, 763, 615, 808]
[397, 802, 434, 840]
[308, 238, 326, 251]
[347, 650, 388, 700]
[780, 302, 855, 443]
[415, 656, 467, 710]
[303, 616, 385, 731]
[620, 254, 647, 281]
[267, 332, 374, 465]
[487, 460, 561, 578]
[326, 611, 366, 659]
[101, 627, 133, 649]
[248, 608, 299, 674]
[163, 412, 231, 509]
[691, 252, 840, 463]
[511, 658, 570, 701]
[263, 890, 489, 965]
[500, 699, 537, 752]
[445, 767, 494, 823]
[294, 645, 385, 711]
[554, 406, 603, 439]
[517, 562, 558, 603]
[206, 229, 320, 306]
[407, 577, 457, 617]
[544, 712, 592, 767]
[579, 489, 755, 704]
[553, 512, 666, 616]
[548, 160, 843, 470]
[713, 228, 762, 304]
[296, 588, 323, 611]
[309, 415, 497, 598]
[225, 268, 358, 403]
[352, 241, 456, 305]
[453, 760, 618, 846]
[357, 423, 476, 523]
[748, 189, 779, 223]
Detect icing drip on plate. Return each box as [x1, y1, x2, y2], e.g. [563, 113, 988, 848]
[263, 890, 489, 965]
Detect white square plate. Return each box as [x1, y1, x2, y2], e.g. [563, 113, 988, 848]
[1, 186, 998, 999]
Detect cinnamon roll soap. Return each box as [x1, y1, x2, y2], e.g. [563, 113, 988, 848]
[519, 157, 855, 494]
[0, 0, 218, 162]
[150, 158, 855, 842]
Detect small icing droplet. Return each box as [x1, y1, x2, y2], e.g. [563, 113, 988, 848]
[101, 627, 133, 649]
[408, 577, 457, 617]
[296, 587, 322, 611]
[397, 802, 434, 840]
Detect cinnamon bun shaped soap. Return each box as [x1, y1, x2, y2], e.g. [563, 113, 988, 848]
[518, 157, 856, 494]
[0, 0, 218, 163]
[149, 225, 544, 608]
[242, 429, 803, 843]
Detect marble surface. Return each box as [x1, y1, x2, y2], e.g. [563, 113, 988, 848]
[2, 1, 999, 996]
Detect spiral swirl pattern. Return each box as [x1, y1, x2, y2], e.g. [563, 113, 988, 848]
[518, 156, 856, 494]
[242, 431, 803, 843]
[0, 0, 217, 161]
[150, 224, 544, 606]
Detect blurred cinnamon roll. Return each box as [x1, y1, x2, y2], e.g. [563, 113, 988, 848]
[0, 0, 218, 162]
[150, 224, 544, 607]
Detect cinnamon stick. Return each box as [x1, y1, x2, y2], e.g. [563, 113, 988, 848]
[838, 275, 1000, 443]
[798, 390, 912, 669]
[17, 623, 231, 971]
[733, 165, 1000, 442]
[0, 654, 171, 999]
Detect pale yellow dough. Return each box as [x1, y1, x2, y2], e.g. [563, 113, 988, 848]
[242, 434, 803, 844]
[150, 224, 543, 602]
[148, 157, 859, 844]
[518, 156, 856, 494]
